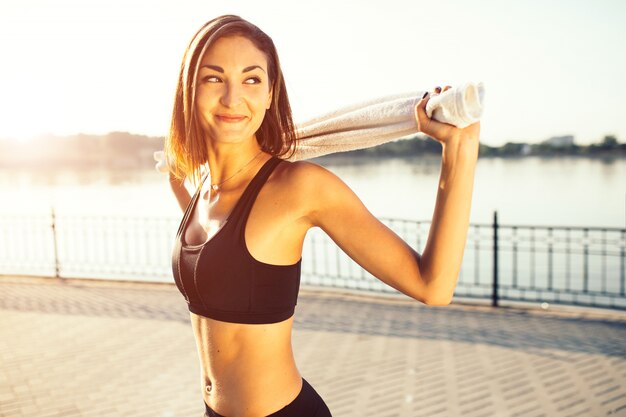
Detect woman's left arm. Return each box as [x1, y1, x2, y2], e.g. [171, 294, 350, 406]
[414, 88, 480, 304]
[299, 87, 480, 306]
[297, 161, 433, 304]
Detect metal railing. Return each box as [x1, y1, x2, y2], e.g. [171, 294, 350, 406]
[1, 209, 624, 310]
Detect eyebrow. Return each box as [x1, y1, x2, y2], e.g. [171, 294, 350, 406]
[201, 64, 266, 73]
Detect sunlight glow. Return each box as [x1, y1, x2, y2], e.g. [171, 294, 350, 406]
[0, 0, 624, 146]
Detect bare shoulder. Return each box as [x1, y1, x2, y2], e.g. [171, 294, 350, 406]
[272, 159, 362, 227]
[273, 159, 346, 196]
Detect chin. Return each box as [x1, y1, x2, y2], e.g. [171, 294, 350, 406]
[207, 130, 255, 145]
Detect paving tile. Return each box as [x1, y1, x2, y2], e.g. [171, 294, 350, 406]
[0, 276, 625, 417]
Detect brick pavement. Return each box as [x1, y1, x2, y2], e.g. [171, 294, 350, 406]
[0, 275, 625, 417]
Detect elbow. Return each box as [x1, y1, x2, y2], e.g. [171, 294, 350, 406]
[411, 253, 454, 306]
[423, 295, 452, 306]
[411, 289, 452, 306]
[421, 285, 454, 307]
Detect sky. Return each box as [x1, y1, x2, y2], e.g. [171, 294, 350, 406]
[0, 0, 625, 147]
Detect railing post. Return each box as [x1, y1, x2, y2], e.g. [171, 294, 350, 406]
[619, 229, 626, 297]
[492, 211, 499, 307]
[51, 206, 61, 279]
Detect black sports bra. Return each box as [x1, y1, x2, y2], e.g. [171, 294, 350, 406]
[171, 156, 302, 324]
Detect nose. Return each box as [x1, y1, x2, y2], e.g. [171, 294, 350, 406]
[219, 82, 243, 108]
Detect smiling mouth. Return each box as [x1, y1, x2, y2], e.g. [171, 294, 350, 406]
[216, 114, 246, 123]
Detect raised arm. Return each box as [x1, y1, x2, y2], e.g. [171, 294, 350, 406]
[414, 88, 480, 302]
[168, 172, 192, 213]
[300, 86, 480, 305]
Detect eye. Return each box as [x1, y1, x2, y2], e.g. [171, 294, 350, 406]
[244, 77, 261, 85]
[202, 75, 221, 83]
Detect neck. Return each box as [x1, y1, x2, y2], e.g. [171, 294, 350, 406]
[205, 138, 266, 189]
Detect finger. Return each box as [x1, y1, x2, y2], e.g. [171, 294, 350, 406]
[415, 89, 457, 139]
[415, 92, 432, 133]
[417, 91, 430, 109]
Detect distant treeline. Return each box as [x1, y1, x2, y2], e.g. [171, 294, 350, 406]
[0, 132, 159, 170]
[332, 134, 626, 159]
[0, 132, 623, 170]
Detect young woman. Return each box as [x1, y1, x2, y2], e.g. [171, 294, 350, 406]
[165, 15, 480, 417]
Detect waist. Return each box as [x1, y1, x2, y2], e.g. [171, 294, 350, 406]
[204, 370, 303, 417]
[191, 311, 296, 376]
[193, 315, 300, 416]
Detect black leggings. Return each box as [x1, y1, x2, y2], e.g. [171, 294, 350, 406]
[203, 377, 332, 417]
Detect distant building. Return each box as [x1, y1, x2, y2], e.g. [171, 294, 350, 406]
[542, 135, 575, 147]
[521, 144, 532, 155]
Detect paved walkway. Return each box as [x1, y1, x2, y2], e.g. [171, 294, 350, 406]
[1, 275, 625, 417]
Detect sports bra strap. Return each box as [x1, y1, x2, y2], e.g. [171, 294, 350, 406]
[230, 156, 282, 232]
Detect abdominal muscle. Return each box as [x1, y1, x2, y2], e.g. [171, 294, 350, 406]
[191, 311, 303, 417]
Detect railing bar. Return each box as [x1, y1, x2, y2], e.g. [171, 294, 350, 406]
[620, 229, 626, 297]
[2, 212, 626, 310]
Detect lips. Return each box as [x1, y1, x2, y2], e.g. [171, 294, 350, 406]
[216, 114, 247, 123]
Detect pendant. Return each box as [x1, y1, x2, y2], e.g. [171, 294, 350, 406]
[211, 184, 219, 191]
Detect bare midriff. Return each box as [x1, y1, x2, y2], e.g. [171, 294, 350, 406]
[190, 311, 303, 417]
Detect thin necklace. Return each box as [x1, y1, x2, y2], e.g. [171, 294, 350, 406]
[210, 150, 264, 192]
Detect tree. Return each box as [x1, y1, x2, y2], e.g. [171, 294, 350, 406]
[601, 135, 618, 147]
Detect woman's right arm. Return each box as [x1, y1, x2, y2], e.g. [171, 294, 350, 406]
[154, 150, 193, 213]
[168, 172, 192, 213]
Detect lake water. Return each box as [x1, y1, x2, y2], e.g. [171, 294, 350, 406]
[1, 155, 624, 309]
[2, 155, 624, 229]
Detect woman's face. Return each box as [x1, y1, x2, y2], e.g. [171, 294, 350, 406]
[195, 35, 273, 146]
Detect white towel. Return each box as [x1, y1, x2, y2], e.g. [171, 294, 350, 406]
[426, 81, 485, 129]
[154, 82, 485, 171]
[288, 81, 485, 161]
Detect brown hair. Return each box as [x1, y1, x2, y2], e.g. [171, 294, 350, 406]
[164, 15, 297, 187]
